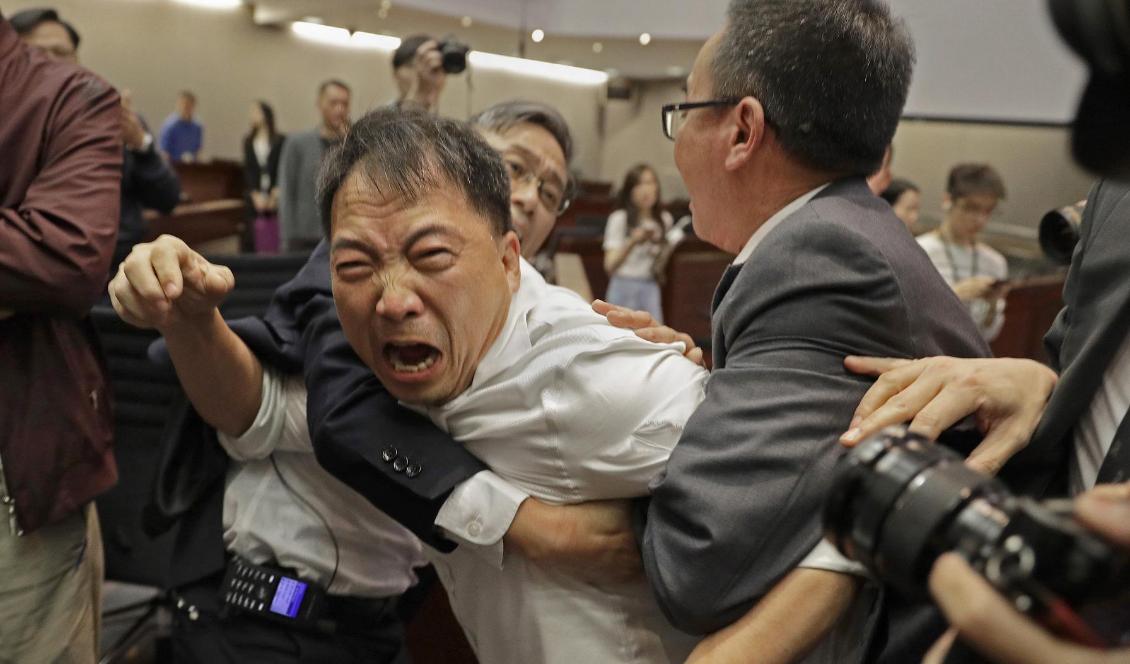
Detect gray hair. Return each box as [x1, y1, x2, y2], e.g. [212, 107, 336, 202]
[713, 0, 915, 176]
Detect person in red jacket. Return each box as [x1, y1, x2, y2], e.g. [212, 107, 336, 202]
[0, 12, 121, 663]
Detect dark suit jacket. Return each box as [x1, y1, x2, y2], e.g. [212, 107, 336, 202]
[242, 133, 285, 195]
[114, 141, 181, 274]
[1004, 179, 1130, 497]
[638, 178, 991, 659]
[226, 241, 487, 551]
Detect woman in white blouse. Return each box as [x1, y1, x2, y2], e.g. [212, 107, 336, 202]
[603, 164, 675, 323]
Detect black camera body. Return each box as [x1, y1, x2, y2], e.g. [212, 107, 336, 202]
[824, 427, 1130, 647]
[437, 37, 470, 74]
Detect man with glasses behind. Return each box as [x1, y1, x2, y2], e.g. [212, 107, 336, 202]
[917, 163, 1011, 341]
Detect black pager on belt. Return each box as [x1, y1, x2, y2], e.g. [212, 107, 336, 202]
[220, 557, 330, 631]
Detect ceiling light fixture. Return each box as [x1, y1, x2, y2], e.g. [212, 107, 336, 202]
[469, 51, 608, 85]
[531, 29, 545, 43]
[639, 32, 652, 46]
[461, 16, 473, 28]
[171, 0, 242, 9]
[289, 22, 606, 85]
[592, 41, 603, 53]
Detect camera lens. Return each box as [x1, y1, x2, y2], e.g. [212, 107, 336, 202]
[824, 427, 1003, 596]
[1039, 203, 1084, 265]
[438, 38, 470, 74]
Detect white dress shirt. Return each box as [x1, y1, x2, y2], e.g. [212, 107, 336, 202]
[218, 369, 427, 597]
[258, 260, 704, 661]
[1072, 331, 1130, 495]
[410, 262, 708, 663]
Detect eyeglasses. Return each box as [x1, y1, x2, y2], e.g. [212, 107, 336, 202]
[502, 155, 573, 215]
[661, 98, 740, 140]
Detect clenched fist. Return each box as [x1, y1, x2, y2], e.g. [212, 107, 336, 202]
[108, 235, 234, 332]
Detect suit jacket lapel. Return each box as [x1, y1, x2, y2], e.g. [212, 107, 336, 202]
[711, 264, 744, 368]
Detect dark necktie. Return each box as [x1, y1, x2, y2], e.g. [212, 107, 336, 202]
[1095, 407, 1130, 485]
[712, 264, 743, 313]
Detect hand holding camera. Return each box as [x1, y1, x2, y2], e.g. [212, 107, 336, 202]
[825, 427, 1130, 658]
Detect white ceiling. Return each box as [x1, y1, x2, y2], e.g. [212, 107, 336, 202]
[248, 0, 1088, 121]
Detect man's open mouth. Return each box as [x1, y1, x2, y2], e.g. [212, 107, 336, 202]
[384, 341, 441, 374]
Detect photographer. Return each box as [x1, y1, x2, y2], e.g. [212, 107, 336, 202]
[924, 482, 1130, 664]
[391, 34, 450, 113]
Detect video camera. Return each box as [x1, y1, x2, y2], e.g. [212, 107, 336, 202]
[823, 427, 1130, 649]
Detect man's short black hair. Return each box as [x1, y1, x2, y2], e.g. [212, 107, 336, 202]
[880, 177, 919, 205]
[9, 7, 81, 49]
[317, 108, 511, 238]
[393, 34, 433, 70]
[946, 163, 1007, 200]
[713, 0, 914, 176]
[318, 78, 351, 97]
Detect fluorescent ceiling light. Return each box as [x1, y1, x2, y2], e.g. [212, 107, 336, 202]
[469, 51, 608, 85]
[290, 22, 606, 86]
[291, 22, 400, 50]
[172, 0, 242, 9]
[350, 31, 400, 50]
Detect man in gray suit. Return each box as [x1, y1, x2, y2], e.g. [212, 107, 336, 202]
[620, 1, 992, 661]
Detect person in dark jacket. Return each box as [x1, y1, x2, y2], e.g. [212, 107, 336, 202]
[0, 11, 121, 663]
[11, 7, 180, 275]
[242, 100, 285, 253]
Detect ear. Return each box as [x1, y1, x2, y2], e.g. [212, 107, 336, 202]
[500, 230, 522, 294]
[724, 97, 768, 172]
[942, 194, 953, 211]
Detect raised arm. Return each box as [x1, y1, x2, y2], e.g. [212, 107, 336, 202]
[108, 235, 262, 437]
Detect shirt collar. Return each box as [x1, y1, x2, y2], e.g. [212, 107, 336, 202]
[732, 183, 830, 265]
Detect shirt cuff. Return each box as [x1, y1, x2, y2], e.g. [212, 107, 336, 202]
[216, 368, 284, 460]
[434, 470, 529, 569]
[797, 538, 871, 578]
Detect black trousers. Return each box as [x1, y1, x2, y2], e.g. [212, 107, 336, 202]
[171, 572, 410, 664]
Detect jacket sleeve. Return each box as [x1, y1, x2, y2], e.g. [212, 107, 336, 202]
[127, 147, 181, 214]
[1043, 179, 1107, 372]
[640, 222, 910, 634]
[0, 73, 122, 316]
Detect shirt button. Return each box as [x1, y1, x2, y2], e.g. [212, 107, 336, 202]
[381, 446, 398, 463]
[467, 521, 482, 537]
[405, 463, 422, 478]
[392, 455, 409, 473]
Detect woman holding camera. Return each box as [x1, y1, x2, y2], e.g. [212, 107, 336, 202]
[603, 164, 675, 324]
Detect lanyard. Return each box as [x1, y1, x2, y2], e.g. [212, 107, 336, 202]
[940, 235, 979, 282]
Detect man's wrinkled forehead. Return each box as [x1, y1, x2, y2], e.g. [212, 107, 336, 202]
[331, 166, 480, 239]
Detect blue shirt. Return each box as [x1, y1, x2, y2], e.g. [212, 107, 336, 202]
[158, 114, 203, 161]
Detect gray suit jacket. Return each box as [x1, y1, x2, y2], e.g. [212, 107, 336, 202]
[640, 178, 990, 657]
[1005, 179, 1130, 496]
